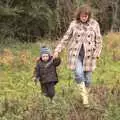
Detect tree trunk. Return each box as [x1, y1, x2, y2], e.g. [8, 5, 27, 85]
[110, 0, 120, 32]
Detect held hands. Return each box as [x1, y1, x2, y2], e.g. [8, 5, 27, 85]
[53, 52, 59, 59]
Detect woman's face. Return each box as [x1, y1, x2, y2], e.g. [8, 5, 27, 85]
[80, 13, 89, 23]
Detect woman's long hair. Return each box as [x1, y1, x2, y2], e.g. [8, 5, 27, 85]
[74, 4, 92, 23]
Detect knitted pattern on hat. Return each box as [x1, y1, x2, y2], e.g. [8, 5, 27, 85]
[40, 46, 51, 56]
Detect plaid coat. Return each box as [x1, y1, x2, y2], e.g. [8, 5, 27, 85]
[55, 19, 102, 71]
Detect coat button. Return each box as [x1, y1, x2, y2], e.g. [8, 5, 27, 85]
[88, 49, 91, 52]
[78, 35, 80, 37]
[87, 56, 90, 58]
[75, 48, 77, 50]
[76, 40, 78, 43]
[89, 42, 91, 44]
[88, 35, 90, 38]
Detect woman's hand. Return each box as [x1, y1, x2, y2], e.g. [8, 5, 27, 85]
[53, 52, 59, 59]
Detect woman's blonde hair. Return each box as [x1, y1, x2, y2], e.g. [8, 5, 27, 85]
[74, 4, 92, 23]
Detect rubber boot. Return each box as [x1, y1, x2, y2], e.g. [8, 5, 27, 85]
[77, 82, 89, 107]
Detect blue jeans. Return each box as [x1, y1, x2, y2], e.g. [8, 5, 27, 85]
[74, 56, 92, 87]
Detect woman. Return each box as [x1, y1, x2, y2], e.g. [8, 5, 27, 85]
[53, 4, 102, 106]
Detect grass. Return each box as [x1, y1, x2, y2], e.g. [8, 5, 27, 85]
[0, 33, 120, 120]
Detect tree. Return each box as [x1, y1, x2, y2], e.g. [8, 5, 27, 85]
[90, 0, 120, 33]
[110, 0, 120, 32]
[0, 0, 55, 41]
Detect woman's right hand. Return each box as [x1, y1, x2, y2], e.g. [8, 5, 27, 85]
[53, 52, 59, 59]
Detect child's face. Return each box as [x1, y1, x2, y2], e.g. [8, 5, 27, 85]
[41, 53, 49, 62]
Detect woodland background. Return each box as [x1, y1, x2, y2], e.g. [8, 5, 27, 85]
[0, 0, 120, 120]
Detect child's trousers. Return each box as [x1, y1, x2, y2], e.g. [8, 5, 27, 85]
[40, 82, 56, 100]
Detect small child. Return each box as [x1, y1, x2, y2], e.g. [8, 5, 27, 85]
[33, 46, 61, 101]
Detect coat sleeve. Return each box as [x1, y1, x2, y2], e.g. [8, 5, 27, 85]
[93, 22, 103, 58]
[55, 21, 74, 53]
[53, 57, 61, 67]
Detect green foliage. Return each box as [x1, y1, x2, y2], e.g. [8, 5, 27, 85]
[93, 33, 120, 85]
[0, 0, 120, 42]
[0, 0, 55, 41]
[0, 34, 120, 119]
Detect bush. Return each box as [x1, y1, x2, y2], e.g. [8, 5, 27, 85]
[104, 32, 120, 61]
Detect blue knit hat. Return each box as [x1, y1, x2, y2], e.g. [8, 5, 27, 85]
[40, 46, 51, 56]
